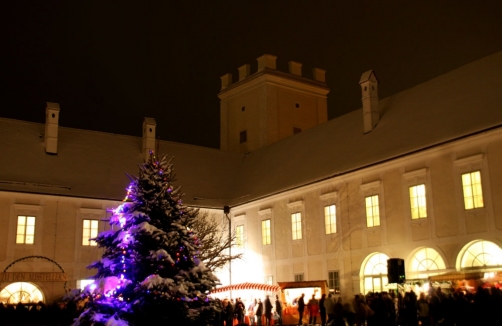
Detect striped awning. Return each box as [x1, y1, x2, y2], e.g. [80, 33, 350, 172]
[211, 282, 281, 294]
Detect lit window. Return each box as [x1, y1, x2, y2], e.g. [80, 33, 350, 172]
[324, 205, 336, 234]
[294, 273, 304, 282]
[0, 282, 44, 304]
[264, 275, 273, 285]
[262, 219, 271, 245]
[460, 240, 502, 268]
[409, 184, 427, 219]
[362, 253, 390, 294]
[77, 279, 95, 291]
[16, 216, 35, 244]
[365, 195, 380, 227]
[462, 171, 484, 209]
[291, 212, 302, 240]
[82, 219, 99, 246]
[410, 248, 446, 279]
[235, 225, 244, 248]
[328, 271, 340, 294]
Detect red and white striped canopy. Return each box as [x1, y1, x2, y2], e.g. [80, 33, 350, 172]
[211, 282, 281, 294]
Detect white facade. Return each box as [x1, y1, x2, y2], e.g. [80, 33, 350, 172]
[1, 52, 502, 304]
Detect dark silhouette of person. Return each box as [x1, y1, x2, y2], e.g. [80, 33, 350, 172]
[297, 293, 305, 326]
[264, 295, 273, 326]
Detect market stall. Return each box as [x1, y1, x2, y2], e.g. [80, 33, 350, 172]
[428, 271, 485, 293]
[210, 282, 281, 325]
[277, 280, 329, 326]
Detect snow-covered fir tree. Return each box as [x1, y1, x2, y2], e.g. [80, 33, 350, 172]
[74, 152, 220, 325]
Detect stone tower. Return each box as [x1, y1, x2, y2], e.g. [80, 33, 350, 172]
[218, 54, 330, 153]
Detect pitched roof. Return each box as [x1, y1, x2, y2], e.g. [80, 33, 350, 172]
[1, 52, 501, 209]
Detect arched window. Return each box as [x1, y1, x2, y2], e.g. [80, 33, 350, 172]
[362, 253, 390, 294]
[409, 248, 446, 279]
[459, 240, 502, 269]
[0, 282, 44, 304]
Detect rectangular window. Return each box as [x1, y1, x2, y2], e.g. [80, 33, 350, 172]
[235, 225, 244, 248]
[76, 279, 95, 290]
[365, 195, 380, 227]
[324, 205, 336, 234]
[82, 219, 99, 246]
[291, 212, 302, 240]
[240, 130, 247, 144]
[462, 171, 484, 209]
[328, 270, 340, 294]
[294, 273, 304, 282]
[262, 219, 271, 245]
[264, 275, 273, 285]
[409, 184, 427, 219]
[16, 216, 35, 244]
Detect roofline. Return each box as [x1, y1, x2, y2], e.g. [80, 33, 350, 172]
[218, 67, 329, 98]
[226, 123, 502, 210]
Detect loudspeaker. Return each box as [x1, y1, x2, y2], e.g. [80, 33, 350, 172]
[223, 206, 230, 214]
[387, 258, 405, 284]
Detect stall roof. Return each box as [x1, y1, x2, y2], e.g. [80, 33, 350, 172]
[277, 280, 328, 290]
[428, 271, 484, 282]
[211, 282, 280, 294]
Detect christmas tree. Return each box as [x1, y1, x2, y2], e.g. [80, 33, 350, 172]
[74, 152, 220, 325]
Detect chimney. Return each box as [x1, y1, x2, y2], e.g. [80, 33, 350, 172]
[312, 68, 326, 82]
[220, 73, 233, 90]
[257, 54, 277, 71]
[238, 64, 250, 81]
[142, 117, 156, 162]
[359, 70, 379, 133]
[288, 61, 302, 76]
[45, 102, 60, 154]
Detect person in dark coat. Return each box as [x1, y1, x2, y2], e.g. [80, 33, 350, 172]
[275, 295, 283, 325]
[319, 294, 327, 326]
[297, 293, 305, 326]
[234, 298, 245, 324]
[225, 299, 234, 326]
[256, 298, 264, 326]
[264, 295, 274, 326]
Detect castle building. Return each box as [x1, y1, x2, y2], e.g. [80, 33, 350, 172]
[1, 52, 502, 304]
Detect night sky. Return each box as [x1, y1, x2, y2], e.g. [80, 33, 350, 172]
[2, 1, 502, 149]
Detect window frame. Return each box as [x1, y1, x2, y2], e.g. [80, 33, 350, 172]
[291, 212, 302, 240]
[461, 170, 484, 210]
[82, 219, 99, 246]
[261, 219, 271, 246]
[16, 215, 36, 245]
[235, 224, 244, 249]
[365, 194, 380, 228]
[324, 204, 337, 234]
[409, 184, 427, 219]
[454, 154, 486, 212]
[328, 270, 341, 294]
[294, 273, 304, 282]
[239, 130, 247, 144]
[360, 180, 382, 228]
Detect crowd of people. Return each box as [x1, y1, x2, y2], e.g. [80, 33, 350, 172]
[216, 294, 283, 326]
[299, 285, 502, 326]
[0, 301, 77, 326]
[3, 285, 502, 326]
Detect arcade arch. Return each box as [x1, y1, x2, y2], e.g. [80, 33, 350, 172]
[0, 282, 44, 304]
[408, 247, 446, 279]
[361, 252, 390, 294]
[457, 240, 502, 270]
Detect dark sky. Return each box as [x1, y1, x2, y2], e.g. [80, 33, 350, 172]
[2, 1, 502, 149]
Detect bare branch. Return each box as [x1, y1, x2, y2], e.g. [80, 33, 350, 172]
[192, 211, 243, 271]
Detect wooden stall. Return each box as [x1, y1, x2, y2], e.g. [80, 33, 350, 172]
[277, 280, 329, 326]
